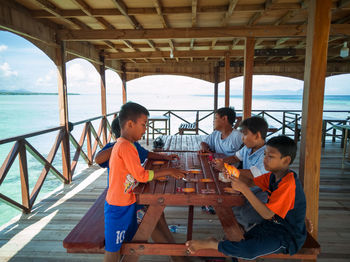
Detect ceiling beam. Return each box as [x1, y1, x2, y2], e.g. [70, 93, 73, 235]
[338, 0, 350, 8]
[110, 0, 141, 29]
[31, 3, 309, 18]
[154, 0, 169, 28]
[105, 50, 245, 59]
[222, 0, 239, 26]
[58, 24, 314, 40]
[192, 0, 197, 27]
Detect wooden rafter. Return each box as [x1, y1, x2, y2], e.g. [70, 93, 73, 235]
[31, 3, 312, 19]
[154, 0, 169, 28]
[192, 0, 197, 27]
[338, 0, 350, 8]
[222, 0, 239, 26]
[33, 0, 79, 28]
[110, 0, 140, 29]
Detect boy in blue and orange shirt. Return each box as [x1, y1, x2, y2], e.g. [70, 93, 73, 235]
[104, 102, 185, 262]
[186, 136, 307, 261]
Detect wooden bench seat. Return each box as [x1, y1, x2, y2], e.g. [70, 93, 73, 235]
[63, 189, 320, 261]
[121, 232, 320, 260]
[63, 188, 107, 253]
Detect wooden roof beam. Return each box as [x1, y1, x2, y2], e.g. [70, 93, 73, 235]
[33, 0, 79, 28]
[58, 25, 312, 40]
[154, 0, 169, 28]
[105, 50, 245, 59]
[222, 0, 239, 26]
[192, 0, 197, 27]
[232, 38, 240, 49]
[110, 0, 141, 29]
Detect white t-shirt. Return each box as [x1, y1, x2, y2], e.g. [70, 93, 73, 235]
[204, 130, 243, 156]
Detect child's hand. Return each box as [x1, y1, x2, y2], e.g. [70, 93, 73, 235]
[229, 176, 247, 193]
[168, 168, 186, 179]
[165, 154, 179, 160]
[213, 158, 224, 171]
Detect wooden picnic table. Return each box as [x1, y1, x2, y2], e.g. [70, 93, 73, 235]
[153, 135, 207, 152]
[120, 151, 245, 261]
[321, 117, 348, 147]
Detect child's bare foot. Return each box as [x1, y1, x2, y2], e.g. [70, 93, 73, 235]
[185, 237, 218, 254]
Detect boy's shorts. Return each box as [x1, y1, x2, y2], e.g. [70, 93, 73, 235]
[104, 201, 138, 252]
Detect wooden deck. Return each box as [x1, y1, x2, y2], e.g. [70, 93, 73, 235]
[0, 140, 349, 262]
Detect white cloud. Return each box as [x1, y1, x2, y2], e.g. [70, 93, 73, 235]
[0, 62, 18, 77]
[66, 59, 100, 94]
[35, 69, 57, 92]
[0, 44, 7, 52]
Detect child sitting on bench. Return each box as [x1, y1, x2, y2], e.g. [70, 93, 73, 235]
[186, 136, 307, 261]
[104, 102, 185, 262]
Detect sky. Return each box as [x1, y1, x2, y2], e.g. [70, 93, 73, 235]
[0, 30, 349, 96]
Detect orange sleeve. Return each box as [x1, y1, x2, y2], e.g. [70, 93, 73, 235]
[119, 142, 151, 183]
[253, 172, 271, 192]
[266, 174, 296, 218]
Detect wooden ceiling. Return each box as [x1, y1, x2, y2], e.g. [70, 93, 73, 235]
[3, 0, 350, 81]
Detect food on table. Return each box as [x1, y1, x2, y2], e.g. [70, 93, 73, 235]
[152, 160, 165, 165]
[224, 163, 240, 178]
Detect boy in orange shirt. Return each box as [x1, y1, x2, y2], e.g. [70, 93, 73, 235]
[104, 102, 185, 262]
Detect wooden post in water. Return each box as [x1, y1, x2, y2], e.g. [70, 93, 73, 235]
[224, 52, 230, 107]
[56, 41, 71, 183]
[243, 37, 254, 119]
[299, 0, 332, 239]
[122, 63, 127, 104]
[214, 65, 219, 112]
[99, 53, 107, 145]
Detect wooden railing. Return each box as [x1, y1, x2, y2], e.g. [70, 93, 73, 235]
[0, 112, 118, 213]
[0, 109, 348, 214]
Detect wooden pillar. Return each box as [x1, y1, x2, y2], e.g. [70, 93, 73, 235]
[214, 65, 219, 112]
[122, 63, 127, 104]
[243, 37, 254, 119]
[56, 41, 71, 183]
[299, 0, 332, 239]
[224, 52, 230, 107]
[99, 53, 107, 145]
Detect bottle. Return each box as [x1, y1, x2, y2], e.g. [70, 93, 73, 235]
[168, 225, 187, 233]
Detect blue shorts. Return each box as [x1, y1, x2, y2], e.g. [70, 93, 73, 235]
[104, 201, 138, 252]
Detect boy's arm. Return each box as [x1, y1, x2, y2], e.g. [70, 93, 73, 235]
[230, 175, 274, 220]
[148, 152, 179, 161]
[213, 155, 240, 171]
[199, 142, 211, 153]
[95, 146, 113, 165]
[153, 168, 185, 180]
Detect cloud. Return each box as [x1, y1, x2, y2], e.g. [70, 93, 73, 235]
[0, 62, 18, 77]
[35, 69, 57, 91]
[0, 44, 7, 52]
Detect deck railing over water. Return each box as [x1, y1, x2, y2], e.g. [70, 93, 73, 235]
[0, 109, 349, 214]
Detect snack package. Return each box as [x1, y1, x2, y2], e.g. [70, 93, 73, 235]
[224, 163, 240, 178]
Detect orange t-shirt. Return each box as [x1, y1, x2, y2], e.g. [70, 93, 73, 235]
[254, 172, 296, 219]
[106, 137, 154, 206]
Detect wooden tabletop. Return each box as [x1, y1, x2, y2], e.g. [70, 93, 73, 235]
[153, 135, 207, 152]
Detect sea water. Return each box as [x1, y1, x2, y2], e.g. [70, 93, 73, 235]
[0, 93, 349, 226]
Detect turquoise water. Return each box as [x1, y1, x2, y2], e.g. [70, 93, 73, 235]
[0, 93, 349, 227]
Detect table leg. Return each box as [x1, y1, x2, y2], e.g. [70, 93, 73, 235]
[213, 205, 244, 242]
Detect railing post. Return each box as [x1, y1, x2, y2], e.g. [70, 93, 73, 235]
[122, 62, 127, 104]
[282, 112, 286, 135]
[18, 139, 30, 213]
[99, 53, 107, 145]
[243, 37, 254, 119]
[56, 41, 71, 183]
[87, 122, 92, 165]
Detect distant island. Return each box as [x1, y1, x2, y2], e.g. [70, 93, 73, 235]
[0, 90, 79, 95]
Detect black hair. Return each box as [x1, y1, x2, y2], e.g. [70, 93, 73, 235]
[266, 135, 297, 164]
[111, 117, 121, 138]
[240, 116, 268, 139]
[216, 107, 236, 126]
[118, 102, 149, 128]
